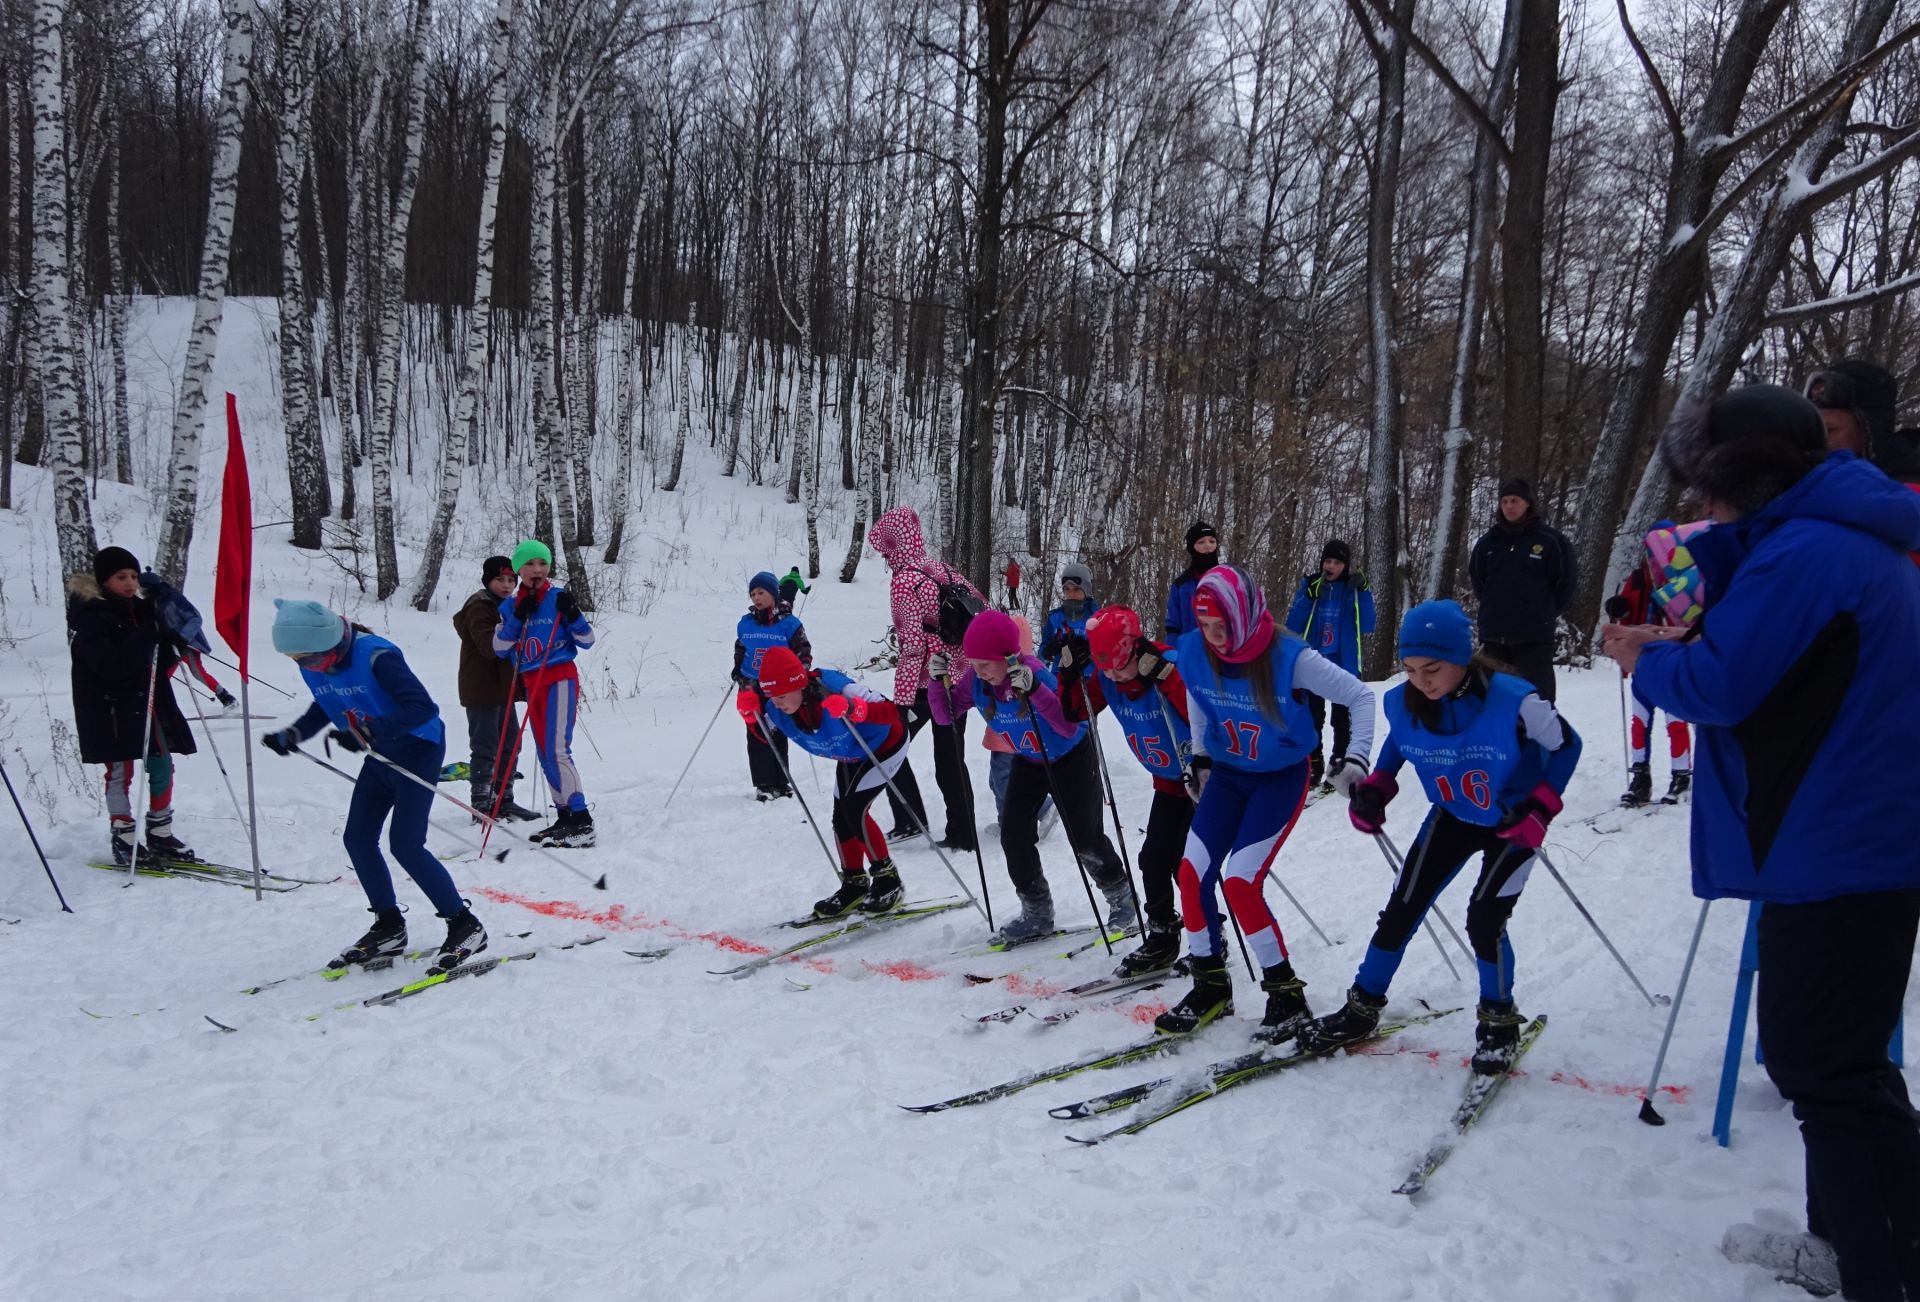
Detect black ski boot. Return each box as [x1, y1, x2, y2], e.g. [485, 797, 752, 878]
[429, 908, 488, 975]
[1155, 953, 1233, 1035]
[813, 872, 870, 921]
[109, 817, 139, 867]
[1472, 999, 1528, 1076]
[143, 811, 197, 862]
[861, 861, 904, 914]
[543, 809, 596, 848]
[216, 688, 239, 711]
[497, 790, 541, 822]
[1250, 963, 1312, 1045]
[529, 809, 568, 843]
[1664, 770, 1692, 804]
[332, 908, 408, 969]
[471, 787, 496, 826]
[1116, 917, 1183, 977]
[1300, 984, 1388, 1054]
[886, 822, 924, 843]
[1620, 762, 1652, 807]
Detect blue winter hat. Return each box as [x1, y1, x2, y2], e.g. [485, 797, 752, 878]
[271, 598, 347, 656]
[1398, 600, 1474, 666]
[749, 571, 780, 598]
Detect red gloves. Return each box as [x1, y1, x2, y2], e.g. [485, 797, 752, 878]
[735, 689, 761, 723]
[823, 694, 868, 722]
[1496, 782, 1565, 850]
[1348, 771, 1399, 835]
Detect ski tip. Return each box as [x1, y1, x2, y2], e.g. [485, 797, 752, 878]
[899, 1103, 942, 1115]
[1638, 1099, 1667, 1126]
[593, 874, 609, 890]
[1046, 1105, 1085, 1121]
[205, 1015, 238, 1033]
[1064, 1133, 1101, 1147]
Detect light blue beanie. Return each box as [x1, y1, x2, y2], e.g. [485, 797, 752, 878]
[271, 598, 347, 655]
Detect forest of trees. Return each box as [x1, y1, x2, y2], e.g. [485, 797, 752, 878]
[2, 0, 1918, 671]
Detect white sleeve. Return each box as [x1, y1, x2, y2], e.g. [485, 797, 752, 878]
[843, 680, 890, 704]
[1187, 691, 1212, 759]
[1290, 652, 1376, 764]
[1517, 692, 1568, 751]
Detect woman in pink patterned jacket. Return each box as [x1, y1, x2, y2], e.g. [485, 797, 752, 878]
[869, 505, 981, 852]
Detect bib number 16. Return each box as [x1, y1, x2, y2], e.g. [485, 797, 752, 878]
[1432, 770, 1492, 809]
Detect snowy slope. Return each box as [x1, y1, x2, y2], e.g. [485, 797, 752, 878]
[0, 301, 1903, 1301]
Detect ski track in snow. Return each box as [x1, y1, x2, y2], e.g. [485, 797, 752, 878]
[0, 300, 1906, 1300]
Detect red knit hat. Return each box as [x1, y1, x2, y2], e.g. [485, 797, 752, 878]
[1086, 606, 1142, 671]
[758, 647, 810, 696]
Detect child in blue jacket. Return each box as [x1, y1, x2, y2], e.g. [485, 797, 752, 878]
[1285, 538, 1376, 788]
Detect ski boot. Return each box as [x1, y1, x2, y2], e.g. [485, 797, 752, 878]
[497, 789, 541, 822]
[886, 822, 924, 843]
[108, 817, 139, 867]
[552, 809, 596, 848]
[143, 812, 197, 863]
[1250, 963, 1312, 1044]
[861, 861, 904, 914]
[331, 908, 407, 969]
[1116, 917, 1183, 978]
[1299, 984, 1388, 1055]
[429, 908, 488, 975]
[1663, 770, 1692, 804]
[1620, 762, 1652, 807]
[1308, 750, 1326, 789]
[1155, 952, 1233, 1035]
[813, 872, 871, 921]
[993, 891, 1056, 945]
[470, 787, 497, 827]
[755, 785, 794, 802]
[215, 688, 238, 712]
[1099, 875, 1141, 936]
[1472, 999, 1529, 1076]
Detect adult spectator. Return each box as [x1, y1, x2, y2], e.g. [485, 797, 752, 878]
[1285, 538, 1376, 788]
[1004, 555, 1022, 608]
[1164, 521, 1220, 640]
[1803, 358, 1897, 461]
[1467, 478, 1575, 701]
[1603, 383, 1920, 1302]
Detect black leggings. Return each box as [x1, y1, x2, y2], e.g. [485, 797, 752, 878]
[886, 694, 976, 844]
[999, 741, 1126, 902]
[1138, 788, 1193, 928]
[830, 749, 900, 873]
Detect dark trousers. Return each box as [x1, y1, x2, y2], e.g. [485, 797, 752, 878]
[1482, 640, 1556, 702]
[999, 741, 1125, 903]
[345, 735, 464, 918]
[746, 720, 791, 793]
[1139, 788, 1193, 928]
[886, 692, 976, 848]
[1308, 696, 1351, 764]
[465, 703, 522, 805]
[1758, 890, 1920, 1302]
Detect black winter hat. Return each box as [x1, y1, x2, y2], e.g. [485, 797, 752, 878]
[1186, 521, 1219, 550]
[93, 546, 140, 584]
[482, 555, 514, 584]
[1660, 384, 1827, 514]
[1806, 359, 1898, 455]
[1496, 478, 1535, 506]
[1321, 538, 1351, 567]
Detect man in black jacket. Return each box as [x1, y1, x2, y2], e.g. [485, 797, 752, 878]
[1468, 478, 1576, 701]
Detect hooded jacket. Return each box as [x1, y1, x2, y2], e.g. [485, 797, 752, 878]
[868, 506, 982, 714]
[1633, 453, 1920, 904]
[66, 574, 197, 764]
[1284, 572, 1376, 673]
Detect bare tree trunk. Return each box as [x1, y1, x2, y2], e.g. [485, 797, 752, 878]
[276, 0, 325, 549]
[661, 301, 694, 491]
[153, 0, 254, 583]
[106, 89, 131, 485]
[603, 195, 645, 565]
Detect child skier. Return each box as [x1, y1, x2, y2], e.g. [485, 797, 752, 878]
[493, 540, 596, 847]
[67, 546, 200, 866]
[1284, 538, 1376, 789]
[1603, 526, 1696, 806]
[779, 564, 811, 607]
[1039, 562, 1100, 673]
[1302, 600, 1581, 1074]
[733, 570, 813, 801]
[455, 555, 538, 823]
[746, 646, 911, 918]
[260, 600, 487, 974]
[941, 609, 1136, 943]
[1085, 605, 1194, 977]
[1158, 565, 1375, 1042]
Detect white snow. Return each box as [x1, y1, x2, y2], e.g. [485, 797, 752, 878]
[1, 300, 1905, 1301]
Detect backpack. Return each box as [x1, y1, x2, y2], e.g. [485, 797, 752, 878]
[1644, 520, 1711, 626]
[912, 565, 983, 646]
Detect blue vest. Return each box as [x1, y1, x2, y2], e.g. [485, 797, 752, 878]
[1380, 672, 1536, 827]
[972, 663, 1086, 759]
[1094, 669, 1189, 782]
[736, 609, 803, 680]
[299, 633, 444, 746]
[1173, 629, 1314, 773]
[498, 587, 585, 673]
[762, 669, 895, 763]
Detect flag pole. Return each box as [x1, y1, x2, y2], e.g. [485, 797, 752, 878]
[242, 672, 263, 901]
[217, 393, 265, 902]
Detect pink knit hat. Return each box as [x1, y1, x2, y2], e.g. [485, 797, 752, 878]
[961, 609, 1021, 661]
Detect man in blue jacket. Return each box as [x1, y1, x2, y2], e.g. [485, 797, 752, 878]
[1285, 538, 1376, 789]
[1605, 384, 1920, 1302]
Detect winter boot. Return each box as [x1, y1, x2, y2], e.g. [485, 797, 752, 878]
[1099, 875, 1141, 935]
[861, 861, 904, 914]
[993, 891, 1056, 945]
[1116, 917, 1183, 978]
[143, 811, 197, 863]
[813, 872, 871, 921]
[330, 908, 408, 969]
[1155, 952, 1233, 1035]
[1620, 762, 1652, 807]
[1250, 963, 1312, 1044]
[1300, 984, 1388, 1055]
[497, 790, 541, 822]
[109, 817, 139, 867]
[429, 907, 488, 975]
[1472, 999, 1528, 1076]
[1720, 1222, 1840, 1298]
[470, 786, 496, 826]
[1664, 770, 1692, 804]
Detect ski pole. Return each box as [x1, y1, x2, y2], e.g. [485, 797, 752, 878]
[1367, 832, 1462, 982]
[481, 662, 522, 818]
[838, 714, 990, 926]
[1639, 899, 1711, 1125]
[751, 709, 843, 884]
[1, 757, 72, 912]
[1152, 689, 1257, 980]
[665, 684, 732, 809]
[1534, 847, 1664, 1008]
[185, 673, 263, 901]
[1374, 829, 1477, 964]
[292, 741, 609, 891]
[200, 648, 295, 699]
[127, 646, 162, 882]
[481, 628, 559, 854]
[1015, 682, 1117, 956]
[1617, 669, 1633, 776]
[1081, 680, 1146, 936]
[933, 675, 995, 930]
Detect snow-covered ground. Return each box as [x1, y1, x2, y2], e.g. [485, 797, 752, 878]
[1, 301, 1903, 1301]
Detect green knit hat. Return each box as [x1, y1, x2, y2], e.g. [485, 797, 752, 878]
[511, 539, 553, 570]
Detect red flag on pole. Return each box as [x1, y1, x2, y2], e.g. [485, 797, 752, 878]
[214, 392, 252, 681]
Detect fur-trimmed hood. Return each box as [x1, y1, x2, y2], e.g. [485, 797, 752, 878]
[1659, 384, 1827, 514]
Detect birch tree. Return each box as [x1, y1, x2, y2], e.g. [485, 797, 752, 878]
[275, 0, 326, 548]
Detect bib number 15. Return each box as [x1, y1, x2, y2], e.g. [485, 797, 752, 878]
[1127, 733, 1172, 770]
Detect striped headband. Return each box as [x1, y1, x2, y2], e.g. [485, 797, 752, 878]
[1194, 565, 1266, 653]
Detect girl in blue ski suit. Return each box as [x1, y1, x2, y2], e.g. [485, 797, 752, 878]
[1157, 565, 1376, 1043]
[1305, 599, 1580, 1075]
[493, 539, 595, 847]
[260, 599, 487, 974]
[733, 570, 813, 800]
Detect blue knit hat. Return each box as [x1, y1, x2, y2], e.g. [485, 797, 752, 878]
[1398, 600, 1473, 665]
[748, 571, 780, 598]
[271, 598, 347, 655]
